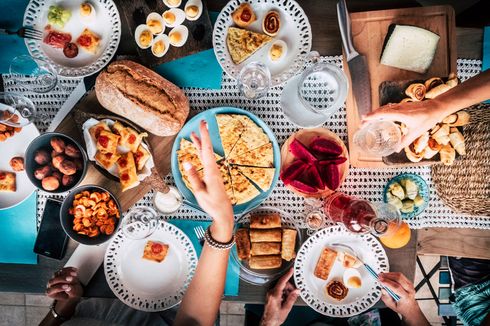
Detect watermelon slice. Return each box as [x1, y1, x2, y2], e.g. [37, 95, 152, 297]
[280, 160, 308, 185]
[289, 180, 318, 194]
[289, 138, 317, 163]
[310, 137, 343, 156]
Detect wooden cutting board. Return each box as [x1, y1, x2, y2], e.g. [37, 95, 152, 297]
[343, 5, 456, 168]
[118, 0, 213, 67]
[55, 89, 176, 211]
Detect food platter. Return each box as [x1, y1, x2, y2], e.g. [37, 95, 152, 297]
[294, 226, 389, 317]
[23, 0, 121, 78]
[0, 123, 39, 210]
[171, 107, 280, 216]
[213, 0, 312, 86]
[104, 220, 198, 312]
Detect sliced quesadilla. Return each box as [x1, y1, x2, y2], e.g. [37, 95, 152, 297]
[229, 166, 260, 205]
[216, 114, 245, 157]
[228, 142, 274, 168]
[226, 27, 272, 64]
[227, 115, 270, 160]
[236, 166, 275, 192]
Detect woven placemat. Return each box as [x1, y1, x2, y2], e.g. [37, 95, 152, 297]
[432, 103, 490, 216]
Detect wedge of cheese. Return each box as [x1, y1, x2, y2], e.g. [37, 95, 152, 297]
[380, 25, 440, 74]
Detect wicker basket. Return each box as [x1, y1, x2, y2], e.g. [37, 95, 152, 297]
[432, 104, 490, 216]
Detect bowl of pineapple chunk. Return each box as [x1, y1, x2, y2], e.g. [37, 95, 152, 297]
[383, 173, 429, 219]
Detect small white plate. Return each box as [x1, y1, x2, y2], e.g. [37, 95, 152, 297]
[0, 123, 39, 210]
[104, 221, 198, 312]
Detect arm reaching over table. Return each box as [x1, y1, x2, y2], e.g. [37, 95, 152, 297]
[363, 70, 490, 152]
[379, 272, 429, 326]
[175, 120, 234, 326]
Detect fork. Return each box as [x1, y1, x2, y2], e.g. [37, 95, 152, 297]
[193, 225, 206, 247]
[0, 27, 43, 40]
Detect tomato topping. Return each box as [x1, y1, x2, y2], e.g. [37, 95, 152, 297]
[118, 158, 127, 168]
[95, 127, 104, 138]
[128, 134, 136, 144]
[105, 153, 113, 159]
[134, 151, 143, 162]
[151, 243, 163, 254]
[0, 173, 5, 180]
[241, 9, 252, 22]
[98, 135, 109, 148]
[77, 34, 92, 47]
[121, 173, 129, 181]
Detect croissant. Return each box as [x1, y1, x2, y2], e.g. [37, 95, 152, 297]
[413, 132, 429, 153]
[423, 138, 442, 159]
[400, 98, 414, 103]
[425, 84, 452, 99]
[449, 127, 466, 155]
[439, 144, 456, 165]
[446, 77, 459, 88]
[405, 145, 424, 163]
[443, 111, 470, 127]
[399, 123, 409, 136]
[405, 83, 426, 101]
[424, 77, 443, 90]
[432, 124, 450, 145]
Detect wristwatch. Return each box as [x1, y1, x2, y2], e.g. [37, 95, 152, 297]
[50, 301, 69, 322]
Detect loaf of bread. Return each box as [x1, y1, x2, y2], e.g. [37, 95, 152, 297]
[95, 60, 189, 137]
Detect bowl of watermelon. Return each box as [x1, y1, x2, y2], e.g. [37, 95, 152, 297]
[280, 128, 349, 198]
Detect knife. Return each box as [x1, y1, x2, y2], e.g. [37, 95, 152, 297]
[337, 0, 372, 118]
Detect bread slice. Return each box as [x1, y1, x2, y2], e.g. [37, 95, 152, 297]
[226, 27, 272, 64]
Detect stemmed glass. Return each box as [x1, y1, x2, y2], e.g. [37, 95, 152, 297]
[0, 92, 37, 127]
[121, 207, 159, 240]
[353, 120, 402, 156]
[9, 55, 59, 93]
[237, 61, 271, 99]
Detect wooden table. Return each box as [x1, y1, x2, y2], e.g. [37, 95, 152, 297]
[0, 0, 485, 304]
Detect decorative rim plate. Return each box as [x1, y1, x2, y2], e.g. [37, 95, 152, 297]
[0, 123, 39, 210]
[170, 106, 281, 216]
[383, 173, 430, 219]
[231, 206, 303, 285]
[104, 220, 198, 312]
[23, 0, 121, 78]
[213, 0, 312, 86]
[294, 226, 389, 317]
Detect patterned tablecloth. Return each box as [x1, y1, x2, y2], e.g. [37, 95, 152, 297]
[3, 56, 489, 230]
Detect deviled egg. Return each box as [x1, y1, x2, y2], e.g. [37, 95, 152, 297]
[162, 8, 185, 28]
[343, 268, 363, 289]
[185, 0, 203, 21]
[79, 2, 96, 21]
[268, 40, 287, 62]
[146, 12, 165, 35]
[168, 25, 188, 47]
[163, 0, 182, 8]
[134, 24, 153, 49]
[152, 34, 170, 57]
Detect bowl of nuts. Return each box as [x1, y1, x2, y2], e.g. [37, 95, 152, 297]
[25, 132, 88, 193]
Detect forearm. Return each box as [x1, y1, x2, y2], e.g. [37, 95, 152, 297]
[39, 299, 79, 326]
[432, 69, 490, 117]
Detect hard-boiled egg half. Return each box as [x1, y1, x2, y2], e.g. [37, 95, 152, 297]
[185, 0, 203, 21]
[343, 268, 363, 289]
[135, 24, 153, 49]
[146, 12, 165, 35]
[168, 25, 188, 47]
[163, 0, 182, 8]
[152, 34, 170, 57]
[79, 2, 96, 22]
[162, 8, 185, 28]
[268, 40, 288, 62]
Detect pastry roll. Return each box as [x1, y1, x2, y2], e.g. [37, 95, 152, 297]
[432, 124, 450, 145]
[249, 229, 282, 242]
[449, 128, 466, 155]
[249, 255, 282, 269]
[424, 77, 443, 90]
[405, 83, 426, 101]
[443, 111, 470, 127]
[235, 228, 251, 260]
[250, 213, 281, 229]
[314, 248, 337, 280]
[251, 242, 281, 256]
[425, 83, 452, 99]
[439, 144, 456, 165]
[281, 229, 297, 261]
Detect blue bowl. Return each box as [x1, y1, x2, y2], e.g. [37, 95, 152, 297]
[383, 173, 429, 219]
[171, 107, 281, 216]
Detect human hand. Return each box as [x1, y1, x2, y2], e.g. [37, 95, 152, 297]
[183, 120, 234, 242]
[260, 268, 300, 326]
[362, 100, 445, 152]
[45, 267, 83, 301]
[379, 272, 429, 326]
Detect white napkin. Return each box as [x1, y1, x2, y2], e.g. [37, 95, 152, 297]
[64, 243, 108, 286]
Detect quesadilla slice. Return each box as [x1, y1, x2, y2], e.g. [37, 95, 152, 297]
[228, 142, 274, 168]
[227, 115, 270, 160]
[229, 166, 260, 205]
[177, 138, 222, 173]
[219, 161, 237, 205]
[216, 114, 245, 157]
[226, 27, 272, 64]
[236, 166, 275, 192]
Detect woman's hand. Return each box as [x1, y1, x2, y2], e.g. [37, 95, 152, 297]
[362, 100, 445, 153]
[45, 267, 83, 301]
[183, 120, 234, 242]
[260, 268, 300, 326]
[379, 272, 429, 326]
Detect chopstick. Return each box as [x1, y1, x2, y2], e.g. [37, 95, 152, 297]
[363, 263, 401, 302]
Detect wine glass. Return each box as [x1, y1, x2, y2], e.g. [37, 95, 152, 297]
[353, 120, 402, 156]
[121, 207, 159, 240]
[0, 92, 37, 127]
[237, 61, 271, 99]
[9, 55, 58, 93]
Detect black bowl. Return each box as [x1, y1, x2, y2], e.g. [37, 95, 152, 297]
[25, 132, 88, 193]
[60, 185, 122, 245]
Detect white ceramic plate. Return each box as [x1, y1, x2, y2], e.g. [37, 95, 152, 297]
[213, 0, 312, 86]
[104, 221, 198, 312]
[294, 226, 389, 317]
[0, 123, 39, 210]
[23, 0, 121, 78]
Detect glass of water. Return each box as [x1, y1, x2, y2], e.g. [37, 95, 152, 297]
[121, 207, 159, 240]
[9, 55, 58, 93]
[237, 61, 271, 99]
[353, 120, 402, 156]
[0, 92, 37, 127]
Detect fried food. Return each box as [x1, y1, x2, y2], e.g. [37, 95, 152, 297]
[34, 149, 50, 165]
[249, 229, 282, 243]
[34, 165, 51, 180]
[235, 228, 251, 260]
[250, 242, 281, 256]
[250, 213, 281, 229]
[142, 240, 169, 263]
[281, 229, 297, 261]
[326, 280, 348, 301]
[50, 137, 66, 153]
[0, 112, 22, 142]
[314, 248, 338, 280]
[9, 157, 24, 171]
[0, 171, 16, 192]
[42, 176, 60, 191]
[231, 3, 256, 28]
[249, 255, 282, 269]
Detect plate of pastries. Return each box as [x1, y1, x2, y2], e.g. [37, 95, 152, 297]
[294, 226, 389, 317]
[232, 207, 302, 285]
[213, 0, 312, 86]
[171, 107, 280, 215]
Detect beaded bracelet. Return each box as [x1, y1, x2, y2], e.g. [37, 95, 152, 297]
[204, 226, 235, 250]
